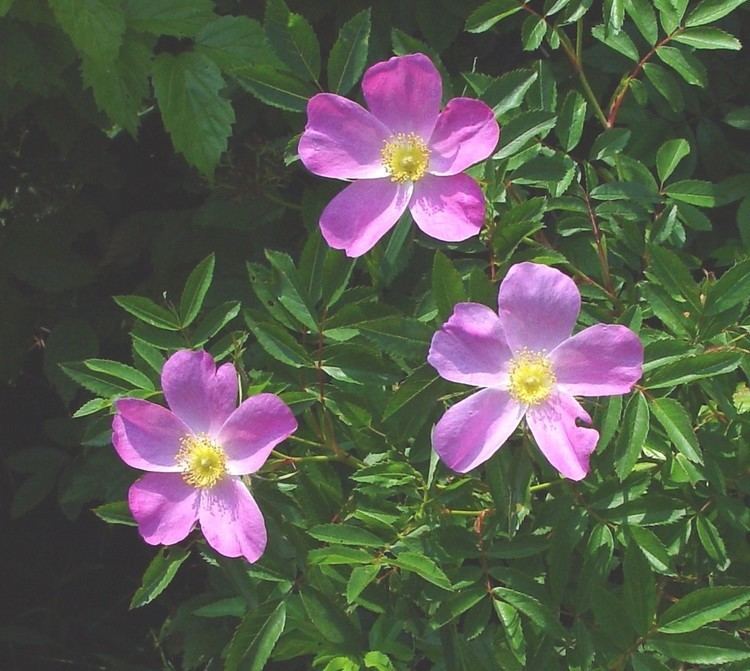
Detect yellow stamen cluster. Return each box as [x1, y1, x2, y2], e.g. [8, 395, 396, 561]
[177, 434, 227, 489]
[381, 133, 430, 183]
[508, 350, 556, 406]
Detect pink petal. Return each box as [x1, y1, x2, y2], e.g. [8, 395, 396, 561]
[362, 53, 442, 139]
[320, 178, 412, 257]
[498, 262, 581, 354]
[161, 350, 238, 435]
[428, 98, 500, 176]
[432, 388, 525, 473]
[128, 473, 199, 545]
[298, 93, 390, 180]
[113, 399, 189, 472]
[526, 392, 598, 481]
[199, 478, 267, 563]
[409, 173, 485, 242]
[551, 324, 644, 397]
[428, 303, 512, 388]
[219, 393, 298, 475]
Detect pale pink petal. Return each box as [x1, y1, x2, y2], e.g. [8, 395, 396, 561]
[552, 324, 644, 397]
[409, 173, 485, 241]
[320, 178, 412, 257]
[428, 98, 500, 176]
[526, 392, 598, 481]
[362, 53, 442, 139]
[128, 472, 199, 545]
[113, 399, 189, 472]
[298, 93, 390, 180]
[432, 388, 525, 473]
[219, 394, 298, 475]
[428, 303, 512, 388]
[161, 350, 238, 436]
[498, 262, 581, 354]
[199, 478, 267, 563]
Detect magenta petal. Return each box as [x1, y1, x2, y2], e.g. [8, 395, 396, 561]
[552, 324, 644, 397]
[219, 393, 298, 475]
[161, 350, 238, 435]
[113, 399, 189, 472]
[320, 178, 412, 257]
[409, 174, 485, 242]
[498, 262, 581, 354]
[526, 392, 598, 481]
[428, 98, 500, 176]
[432, 388, 525, 473]
[128, 473, 199, 545]
[299, 93, 390, 180]
[428, 303, 512, 387]
[362, 53, 442, 139]
[199, 478, 267, 563]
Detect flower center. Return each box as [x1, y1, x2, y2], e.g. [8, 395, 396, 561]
[177, 434, 227, 489]
[508, 351, 556, 406]
[381, 133, 430, 183]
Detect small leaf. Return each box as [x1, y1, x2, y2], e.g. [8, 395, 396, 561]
[643, 62, 683, 112]
[125, 0, 215, 37]
[113, 295, 181, 330]
[492, 587, 567, 640]
[656, 138, 690, 184]
[179, 253, 215, 328]
[703, 259, 750, 316]
[521, 15, 546, 51]
[494, 111, 557, 159]
[309, 524, 384, 547]
[672, 27, 742, 50]
[556, 90, 587, 151]
[625, 526, 672, 574]
[648, 629, 750, 665]
[685, 0, 749, 27]
[129, 547, 190, 609]
[657, 46, 707, 87]
[592, 23, 639, 61]
[477, 68, 538, 118]
[231, 64, 313, 112]
[696, 516, 730, 569]
[645, 351, 743, 388]
[244, 315, 313, 368]
[665, 179, 720, 207]
[192, 301, 241, 345]
[626, 0, 658, 44]
[432, 251, 464, 320]
[658, 587, 750, 634]
[346, 565, 380, 603]
[49, 0, 125, 62]
[265, 0, 321, 83]
[390, 552, 452, 590]
[465, 0, 522, 33]
[226, 600, 287, 671]
[327, 8, 371, 95]
[650, 397, 702, 463]
[84, 359, 155, 390]
[623, 544, 657, 635]
[93, 501, 136, 526]
[615, 393, 650, 480]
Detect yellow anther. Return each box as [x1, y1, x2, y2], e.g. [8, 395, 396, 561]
[508, 350, 556, 406]
[177, 434, 227, 489]
[381, 133, 430, 183]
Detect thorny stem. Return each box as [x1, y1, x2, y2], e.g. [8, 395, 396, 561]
[580, 180, 617, 303]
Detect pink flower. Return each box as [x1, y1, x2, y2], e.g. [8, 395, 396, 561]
[428, 263, 643, 480]
[112, 350, 297, 562]
[299, 53, 500, 257]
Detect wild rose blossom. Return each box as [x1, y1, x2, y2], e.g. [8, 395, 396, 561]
[428, 262, 643, 480]
[112, 350, 297, 562]
[299, 53, 500, 257]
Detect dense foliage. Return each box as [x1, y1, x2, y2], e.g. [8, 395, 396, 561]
[3, 0, 750, 669]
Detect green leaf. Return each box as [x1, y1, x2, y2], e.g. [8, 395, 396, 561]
[309, 524, 384, 547]
[60, 362, 130, 397]
[658, 587, 750, 634]
[179, 253, 215, 328]
[604, 495, 687, 526]
[49, 0, 125, 62]
[665, 179, 720, 207]
[492, 587, 567, 640]
[0, 0, 13, 17]
[494, 600, 526, 665]
[556, 90, 587, 151]
[696, 516, 730, 569]
[432, 251, 465, 320]
[382, 365, 441, 420]
[73, 397, 111, 418]
[113, 295, 181, 330]
[623, 544, 657, 635]
[129, 547, 190, 609]
[643, 62, 683, 112]
[308, 546, 374, 565]
[300, 589, 361, 645]
[192, 301, 241, 345]
[704, 259, 750, 316]
[615, 393, 650, 480]
[265, 0, 321, 84]
[390, 552, 452, 590]
[346, 565, 380, 604]
[626, 0, 658, 44]
[725, 106, 750, 130]
[81, 35, 151, 136]
[465, 0, 522, 32]
[645, 351, 743, 388]
[193, 597, 245, 618]
[646, 245, 701, 313]
[494, 111, 557, 159]
[225, 601, 287, 671]
[521, 15, 546, 51]
[591, 127, 631, 160]
[356, 317, 432, 360]
[592, 23, 639, 61]
[672, 27, 742, 50]
[625, 526, 673, 574]
[93, 501, 136, 526]
[231, 64, 312, 112]
[685, 0, 749, 27]
[479, 68, 538, 118]
[244, 315, 313, 368]
[648, 629, 750, 665]
[152, 52, 235, 176]
[265, 249, 318, 331]
[656, 138, 690, 184]
[327, 8, 371, 95]
[606, 0, 625, 33]
[195, 16, 281, 72]
[656, 46, 707, 87]
[650, 397, 701, 463]
[84, 358, 155, 390]
[125, 0, 215, 37]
